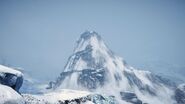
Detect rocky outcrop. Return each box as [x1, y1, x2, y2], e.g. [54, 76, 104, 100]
[0, 65, 23, 92]
[120, 91, 142, 104]
[0, 72, 23, 92]
[78, 68, 106, 89]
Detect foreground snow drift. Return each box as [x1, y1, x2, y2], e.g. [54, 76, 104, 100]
[0, 84, 25, 104]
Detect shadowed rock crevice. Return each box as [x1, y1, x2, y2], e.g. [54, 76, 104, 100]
[0, 72, 23, 92]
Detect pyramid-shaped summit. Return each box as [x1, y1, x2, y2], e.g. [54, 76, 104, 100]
[73, 30, 104, 53]
[49, 31, 176, 104]
[73, 30, 113, 55]
[78, 30, 101, 41]
[64, 30, 117, 73]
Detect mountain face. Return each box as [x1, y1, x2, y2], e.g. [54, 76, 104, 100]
[49, 31, 176, 104]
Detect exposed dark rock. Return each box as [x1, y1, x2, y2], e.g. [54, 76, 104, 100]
[78, 68, 106, 89]
[120, 91, 142, 104]
[0, 72, 23, 92]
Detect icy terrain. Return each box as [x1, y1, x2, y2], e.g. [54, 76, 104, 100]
[0, 65, 117, 104]
[23, 89, 117, 104]
[1, 31, 184, 104]
[49, 31, 177, 104]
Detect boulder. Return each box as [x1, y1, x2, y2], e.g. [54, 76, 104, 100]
[0, 65, 23, 92]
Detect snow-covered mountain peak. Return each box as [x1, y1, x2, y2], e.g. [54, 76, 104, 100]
[49, 31, 176, 104]
[74, 31, 110, 53]
[79, 30, 101, 41]
[64, 31, 122, 73]
[80, 30, 100, 39]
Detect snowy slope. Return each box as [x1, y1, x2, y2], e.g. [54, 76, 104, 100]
[0, 84, 25, 104]
[50, 31, 176, 104]
[140, 62, 185, 84]
[23, 89, 117, 104]
[23, 89, 90, 104]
